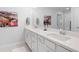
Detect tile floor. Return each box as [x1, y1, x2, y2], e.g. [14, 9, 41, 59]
[0, 42, 31, 52]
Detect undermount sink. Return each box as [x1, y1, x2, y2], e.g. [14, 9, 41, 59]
[47, 33, 71, 41]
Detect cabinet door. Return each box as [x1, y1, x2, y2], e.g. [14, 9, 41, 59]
[29, 31, 32, 49]
[38, 41, 47, 52]
[56, 45, 71, 52]
[38, 39, 54, 52]
[25, 29, 28, 42]
[45, 39, 55, 52]
[38, 35, 54, 52]
[38, 35, 47, 52]
[25, 30, 32, 49]
[25, 29, 29, 44]
[31, 32, 38, 52]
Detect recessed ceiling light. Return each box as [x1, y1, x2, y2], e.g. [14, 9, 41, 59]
[33, 7, 37, 8]
[66, 7, 70, 10]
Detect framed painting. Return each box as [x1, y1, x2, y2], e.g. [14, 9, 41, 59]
[44, 16, 51, 25]
[0, 11, 18, 27]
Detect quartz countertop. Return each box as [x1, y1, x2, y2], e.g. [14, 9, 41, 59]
[25, 26, 79, 52]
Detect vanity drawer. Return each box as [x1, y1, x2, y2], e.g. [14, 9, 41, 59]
[45, 39, 55, 50]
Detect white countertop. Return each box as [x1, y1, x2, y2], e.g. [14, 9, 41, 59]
[25, 26, 79, 52]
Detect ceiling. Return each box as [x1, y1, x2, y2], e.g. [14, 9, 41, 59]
[36, 7, 71, 12]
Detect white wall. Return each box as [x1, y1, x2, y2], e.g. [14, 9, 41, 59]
[0, 7, 33, 47]
[71, 7, 79, 31]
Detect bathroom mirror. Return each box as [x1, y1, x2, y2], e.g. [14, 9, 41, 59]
[56, 7, 79, 32]
[63, 7, 79, 32]
[26, 17, 30, 25]
[32, 7, 79, 32]
[57, 12, 64, 29]
[54, 7, 71, 32]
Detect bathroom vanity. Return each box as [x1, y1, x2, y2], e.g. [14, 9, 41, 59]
[24, 26, 79, 52]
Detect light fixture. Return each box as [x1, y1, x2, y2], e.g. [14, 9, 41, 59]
[33, 7, 37, 8]
[66, 7, 70, 10]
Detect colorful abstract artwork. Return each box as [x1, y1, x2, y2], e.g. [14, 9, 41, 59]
[0, 11, 18, 27]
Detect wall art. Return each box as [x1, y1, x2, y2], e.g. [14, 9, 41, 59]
[0, 11, 18, 27]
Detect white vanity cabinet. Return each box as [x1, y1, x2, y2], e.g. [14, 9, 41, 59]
[38, 35, 47, 52]
[45, 39, 56, 52]
[38, 42, 47, 52]
[25, 28, 72, 52]
[25, 29, 28, 42]
[38, 35, 55, 52]
[31, 32, 38, 52]
[25, 29, 38, 51]
[25, 29, 32, 49]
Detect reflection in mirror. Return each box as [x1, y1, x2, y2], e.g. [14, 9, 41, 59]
[33, 7, 79, 32]
[57, 12, 64, 30]
[56, 7, 71, 31]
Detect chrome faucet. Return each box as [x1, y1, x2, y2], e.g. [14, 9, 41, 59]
[59, 29, 66, 35]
